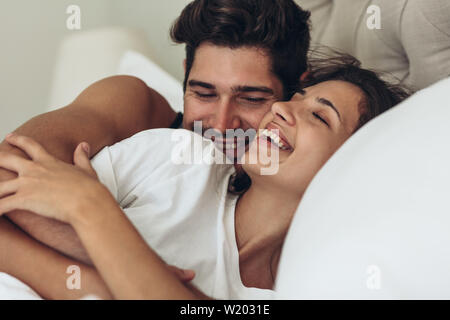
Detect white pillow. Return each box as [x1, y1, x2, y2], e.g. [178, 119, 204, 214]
[48, 27, 156, 111]
[275, 77, 450, 299]
[118, 51, 184, 113]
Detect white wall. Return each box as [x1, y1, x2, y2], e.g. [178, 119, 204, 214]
[0, 0, 112, 138]
[0, 0, 195, 138]
[110, 0, 191, 82]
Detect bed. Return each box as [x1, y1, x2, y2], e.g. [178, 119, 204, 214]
[2, 0, 450, 300]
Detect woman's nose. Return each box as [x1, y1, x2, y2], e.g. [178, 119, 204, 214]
[271, 101, 295, 126]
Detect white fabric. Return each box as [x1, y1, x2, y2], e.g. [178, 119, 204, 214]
[48, 27, 154, 111]
[0, 273, 42, 300]
[298, 0, 450, 90]
[117, 51, 184, 113]
[90, 128, 273, 300]
[275, 77, 450, 299]
[0, 272, 101, 300]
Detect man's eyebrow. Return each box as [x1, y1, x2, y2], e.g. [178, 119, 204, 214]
[234, 86, 274, 95]
[316, 97, 342, 122]
[188, 80, 216, 90]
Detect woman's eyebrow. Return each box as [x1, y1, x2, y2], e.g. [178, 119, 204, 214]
[316, 97, 342, 122]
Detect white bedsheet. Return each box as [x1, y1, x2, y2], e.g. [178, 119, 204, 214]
[0, 273, 42, 300]
[0, 273, 101, 300]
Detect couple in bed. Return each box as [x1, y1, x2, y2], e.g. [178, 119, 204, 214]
[0, 0, 409, 299]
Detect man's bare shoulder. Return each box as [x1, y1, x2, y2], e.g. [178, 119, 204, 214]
[73, 75, 161, 108]
[72, 75, 177, 130]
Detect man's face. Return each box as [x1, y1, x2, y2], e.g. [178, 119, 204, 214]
[182, 42, 284, 159]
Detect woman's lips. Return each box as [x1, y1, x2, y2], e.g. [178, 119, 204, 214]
[264, 122, 293, 150]
[257, 135, 278, 150]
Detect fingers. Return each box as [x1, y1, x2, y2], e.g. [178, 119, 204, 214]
[0, 195, 21, 216]
[0, 151, 32, 174]
[73, 142, 98, 179]
[0, 179, 19, 199]
[167, 265, 196, 282]
[5, 134, 51, 162]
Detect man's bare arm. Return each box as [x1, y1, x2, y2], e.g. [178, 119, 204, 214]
[0, 217, 112, 299]
[1, 75, 177, 263]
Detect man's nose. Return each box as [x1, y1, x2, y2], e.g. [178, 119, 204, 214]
[212, 100, 241, 133]
[271, 101, 295, 126]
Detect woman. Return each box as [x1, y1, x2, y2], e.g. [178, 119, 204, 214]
[0, 57, 409, 299]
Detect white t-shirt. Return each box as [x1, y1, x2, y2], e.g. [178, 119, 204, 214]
[90, 128, 274, 300]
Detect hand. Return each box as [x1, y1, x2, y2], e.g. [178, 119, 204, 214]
[0, 134, 108, 223]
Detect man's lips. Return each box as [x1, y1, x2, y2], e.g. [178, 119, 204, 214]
[211, 136, 250, 149]
[213, 138, 246, 144]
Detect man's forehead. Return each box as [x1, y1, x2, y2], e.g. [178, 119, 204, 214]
[189, 43, 283, 95]
[195, 42, 270, 58]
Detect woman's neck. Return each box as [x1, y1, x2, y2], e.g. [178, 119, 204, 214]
[234, 180, 302, 288]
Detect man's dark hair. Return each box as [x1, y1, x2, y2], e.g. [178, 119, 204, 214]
[170, 0, 311, 99]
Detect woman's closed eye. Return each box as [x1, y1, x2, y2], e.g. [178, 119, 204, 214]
[313, 112, 329, 127]
[298, 89, 332, 128]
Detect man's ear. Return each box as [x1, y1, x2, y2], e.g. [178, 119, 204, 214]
[300, 71, 311, 83]
[183, 59, 187, 73]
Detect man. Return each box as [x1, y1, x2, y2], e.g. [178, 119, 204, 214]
[0, 0, 310, 298]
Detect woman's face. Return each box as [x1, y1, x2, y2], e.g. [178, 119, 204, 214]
[242, 80, 365, 196]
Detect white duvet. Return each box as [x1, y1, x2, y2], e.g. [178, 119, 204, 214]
[0, 273, 42, 300]
[0, 273, 100, 300]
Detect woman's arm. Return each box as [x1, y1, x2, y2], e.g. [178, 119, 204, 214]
[0, 215, 197, 300]
[71, 192, 208, 300]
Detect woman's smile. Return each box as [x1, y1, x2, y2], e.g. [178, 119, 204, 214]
[261, 122, 294, 150]
[257, 129, 293, 152]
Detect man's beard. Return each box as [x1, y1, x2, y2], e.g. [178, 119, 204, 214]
[189, 122, 256, 163]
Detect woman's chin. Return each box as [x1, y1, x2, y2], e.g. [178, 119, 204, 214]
[241, 156, 281, 178]
[239, 139, 280, 175]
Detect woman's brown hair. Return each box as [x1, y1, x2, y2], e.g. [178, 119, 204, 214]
[302, 52, 411, 132]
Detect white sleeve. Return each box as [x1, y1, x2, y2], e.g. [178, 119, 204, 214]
[90, 146, 119, 201]
[90, 128, 201, 206]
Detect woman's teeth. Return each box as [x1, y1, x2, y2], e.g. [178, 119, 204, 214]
[259, 129, 292, 151]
